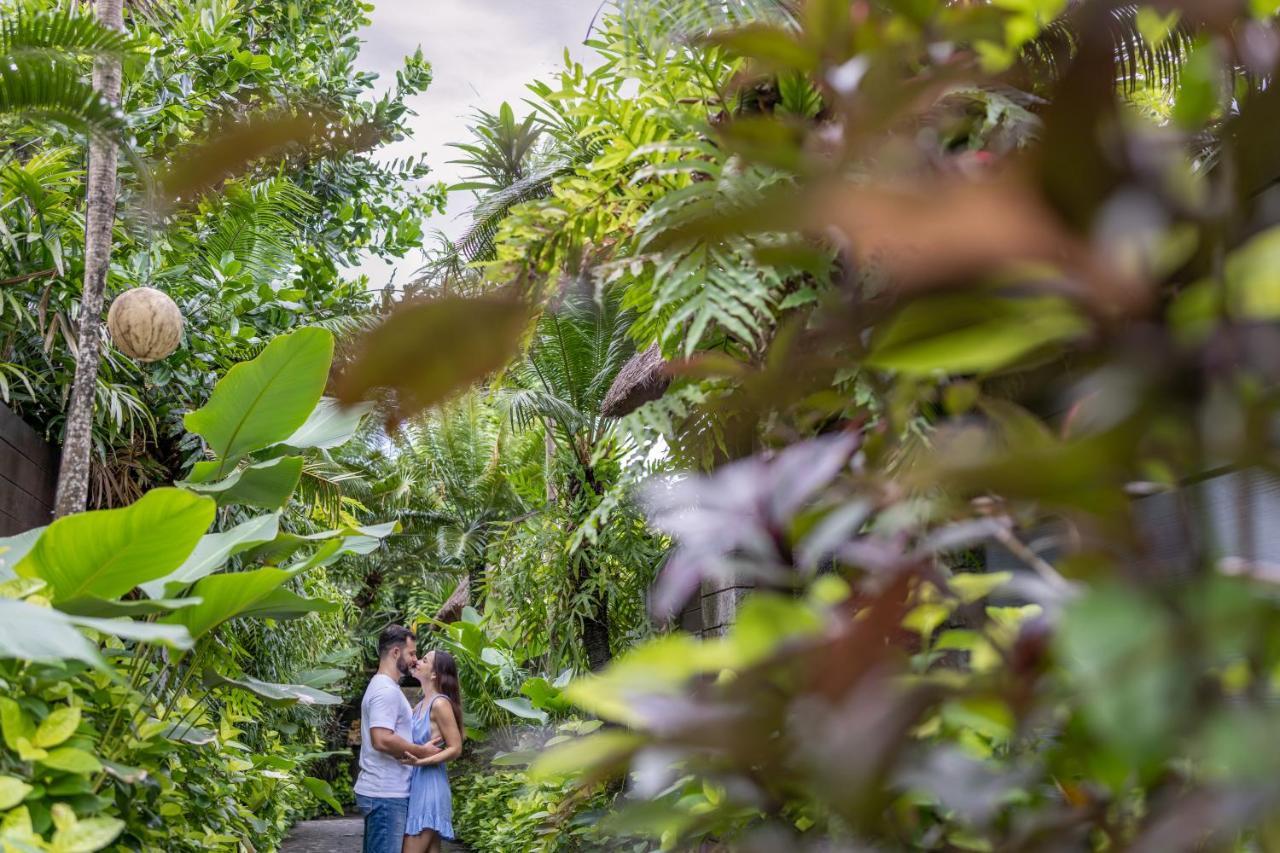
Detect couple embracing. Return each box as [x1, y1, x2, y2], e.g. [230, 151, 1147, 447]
[356, 625, 464, 853]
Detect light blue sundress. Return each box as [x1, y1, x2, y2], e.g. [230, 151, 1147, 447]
[406, 694, 454, 840]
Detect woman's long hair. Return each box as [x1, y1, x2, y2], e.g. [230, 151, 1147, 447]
[430, 649, 464, 738]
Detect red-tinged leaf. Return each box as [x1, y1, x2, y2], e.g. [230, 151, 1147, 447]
[337, 296, 529, 425]
[156, 109, 376, 206]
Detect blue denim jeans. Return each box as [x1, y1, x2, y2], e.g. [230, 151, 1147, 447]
[357, 794, 408, 853]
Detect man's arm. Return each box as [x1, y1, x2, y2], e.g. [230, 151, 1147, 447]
[370, 727, 441, 760]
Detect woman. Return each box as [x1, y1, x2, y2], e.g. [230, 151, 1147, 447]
[399, 649, 464, 853]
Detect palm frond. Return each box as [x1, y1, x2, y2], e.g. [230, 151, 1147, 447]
[197, 178, 317, 284]
[0, 54, 127, 141]
[607, 0, 798, 46]
[1025, 4, 1224, 96]
[0, 6, 134, 57]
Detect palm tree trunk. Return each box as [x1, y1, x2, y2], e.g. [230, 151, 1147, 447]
[576, 552, 612, 672]
[53, 0, 125, 518]
[568, 464, 612, 671]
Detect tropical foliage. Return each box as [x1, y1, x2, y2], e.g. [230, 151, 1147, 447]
[0, 328, 384, 850]
[15, 0, 1280, 851]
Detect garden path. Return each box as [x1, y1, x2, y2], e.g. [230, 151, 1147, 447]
[280, 817, 466, 852]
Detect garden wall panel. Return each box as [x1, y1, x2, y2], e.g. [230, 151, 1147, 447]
[0, 402, 56, 535]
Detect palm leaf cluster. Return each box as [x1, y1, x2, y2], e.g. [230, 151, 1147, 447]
[1026, 4, 1206, 95]
[0, 5, 133, 143]
[504, 288, 636, 461]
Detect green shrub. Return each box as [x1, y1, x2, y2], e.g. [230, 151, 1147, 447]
[451, 748, 617, 852]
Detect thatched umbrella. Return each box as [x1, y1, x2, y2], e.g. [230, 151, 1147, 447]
[602, 342, 670, 417]
[432, 575, 471, 625]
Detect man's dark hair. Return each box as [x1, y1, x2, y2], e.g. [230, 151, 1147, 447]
[377, 624, 414, 659]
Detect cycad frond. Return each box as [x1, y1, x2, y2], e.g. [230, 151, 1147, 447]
[505, 287, 636, 443]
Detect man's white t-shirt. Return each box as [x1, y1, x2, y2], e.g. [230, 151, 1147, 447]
[354, 673, 413, 798]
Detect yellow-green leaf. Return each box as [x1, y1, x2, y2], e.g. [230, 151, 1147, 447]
[949, 571, 1012, 605]
[50, 816, 124, 853]
[14, 737, 46, 762]
[903, 603, 953, 640]
[0, 697, 32, 751]
[34, 707, 81, 749]
[529, 730, 642, 780]
[39, 747, 101, 775]
[0, 775, 31, 810]
[1, 804, 33, 837]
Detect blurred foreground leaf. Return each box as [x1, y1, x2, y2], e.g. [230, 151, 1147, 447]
[337, 295, 529, 426]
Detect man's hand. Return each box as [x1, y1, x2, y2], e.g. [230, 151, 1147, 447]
[399, 741, 442, 766]
[402, 740, 443, 761]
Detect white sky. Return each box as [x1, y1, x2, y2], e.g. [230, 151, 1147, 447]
[349, 0, 604, 289]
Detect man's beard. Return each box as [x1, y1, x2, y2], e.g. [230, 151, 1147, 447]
[397, 656, 412, 677]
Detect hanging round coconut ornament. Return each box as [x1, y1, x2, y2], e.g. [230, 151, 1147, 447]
[106, 286, 183, 362]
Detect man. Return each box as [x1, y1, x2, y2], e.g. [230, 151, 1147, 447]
[356, 625, 440, 853]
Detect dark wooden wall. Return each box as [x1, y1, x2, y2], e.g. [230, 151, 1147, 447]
[0, 402, 56, 535]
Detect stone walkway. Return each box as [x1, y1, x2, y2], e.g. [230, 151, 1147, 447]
[280, 817, 465, 852]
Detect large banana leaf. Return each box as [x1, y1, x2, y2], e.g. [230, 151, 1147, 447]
[283, 397, 374, 449]
[0, 600, 102, 666]
[0, 526, 43, 582]
[56, 597, 201, 618]
[161, 567, 291, 640]
[244, 520, 398, 566]
[184, 327, 334, 471]
[203, 672, 341, 707]
[138, 513, 279, 599]
[16, 489, 215, 602]
[70, 616, 193, 651]
[235, 587, 340, 621]
[179, 457, 304, 509]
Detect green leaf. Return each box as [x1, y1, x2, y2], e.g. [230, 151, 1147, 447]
[54, 596, 200, 618]
[301, 777, 343, 815]
[184, 327, 334, 469]
[0, 527, 44, 582]
[283, 397, 373, 449]
[156, 722, 215, 746]
[161, 566, 294, 640]
[295, 668, 345, 688]
[495, 697, 548, 724]
[50, 815, 124, 852]
[39, 747, 101, 774]
[204, 672, 341, 707]
[0, 775, 32, 810]
[99, 759, 147, 784]
[336, 296, 528, 423]
[948, 571, 1013, 604]
[68, 616, 194, 650]
[235, 587, 340, 621]
[0, 697, 32, 751]
[33, 707, 80, 749]
[15, 488, 214, 602]
[1172, 41, 1224, 129]
[530, 731, 642, 780]
[0, 600, 102, 667]
[520, 677, 571, 714]
[1057, 584, 1185, 772]
[179, 457, 304, 510]
[139, 513, 279, 599]
[866, 294, 1087, 376]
